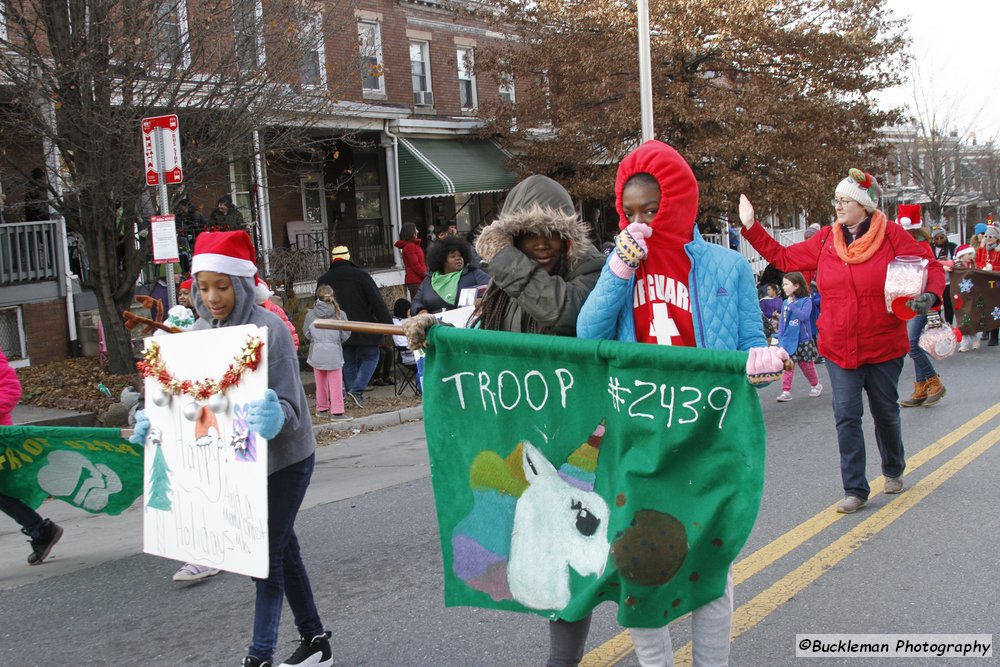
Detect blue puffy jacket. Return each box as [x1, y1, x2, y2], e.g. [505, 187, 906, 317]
[776, 295, 814, 356]
[578, 229, 766, 351]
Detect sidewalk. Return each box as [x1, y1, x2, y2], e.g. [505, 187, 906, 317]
[10, 368, 423, 434]
[0, 418, 430, 591]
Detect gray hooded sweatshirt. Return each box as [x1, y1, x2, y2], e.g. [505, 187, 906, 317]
[303, 299, 351, 371]
[191, 274, 316, 475]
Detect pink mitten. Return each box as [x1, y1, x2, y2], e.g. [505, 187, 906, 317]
[609, 222, 653, 279]
[746, 346, 791, 387]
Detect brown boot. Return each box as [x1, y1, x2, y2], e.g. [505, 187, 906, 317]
[900, 380, 927, 407]
[923, 375, 946, 407]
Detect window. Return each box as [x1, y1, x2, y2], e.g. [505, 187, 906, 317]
[230, 158, 254, 223]
[154, 0, 191, 68]
[498, 75, 515, 104]
[457, 46, 477, 110]
[0, 307, 27, 363]
[299, 14, 326, 88]
[410, 41, 433, 105]
[454, 194, 479, 235]
[359, 20, 384, 95]
[233, 0, 265, 71]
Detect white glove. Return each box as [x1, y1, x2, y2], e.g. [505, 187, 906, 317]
[739, 194, 756, 229]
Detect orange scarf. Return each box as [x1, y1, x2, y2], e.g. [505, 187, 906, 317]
[832, 210, 887, 264]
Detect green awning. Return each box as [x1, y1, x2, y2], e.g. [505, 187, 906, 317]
[397, 137, 517, 199]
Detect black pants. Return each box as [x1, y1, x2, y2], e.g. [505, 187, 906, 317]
[547, 616, 592, 667]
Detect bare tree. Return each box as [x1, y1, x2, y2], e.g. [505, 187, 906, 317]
[0, 0, 354, 373]
[473, 0, 909, 226]
[890, 66, 998, 224]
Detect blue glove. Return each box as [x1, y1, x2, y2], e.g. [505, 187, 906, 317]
[129, 409, 150, 445]
[248, 388, 286, 440]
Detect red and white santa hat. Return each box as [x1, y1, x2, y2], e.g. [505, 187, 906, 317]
[191, 231, 257, 277]
[955, 243, 975, 260]
[254, 276, 274, 304]
[896, 204, 922, 230]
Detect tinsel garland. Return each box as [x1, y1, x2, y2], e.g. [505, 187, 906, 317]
[138, 334, 264, 400]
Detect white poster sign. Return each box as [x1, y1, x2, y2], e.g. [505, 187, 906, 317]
[141, 324, 270, 578]
[151, 215, 180, 264]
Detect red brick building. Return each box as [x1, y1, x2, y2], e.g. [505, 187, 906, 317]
[0, 0, 522, 364]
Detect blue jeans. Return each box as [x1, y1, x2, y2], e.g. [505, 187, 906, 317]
[0, 492, 44, 538]
[825, 357, 906, 501]
[249, 454, 324, 662]
[342, 345, 380, 397]
[907, 314, 936, 382]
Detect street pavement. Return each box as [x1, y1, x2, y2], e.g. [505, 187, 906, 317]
[1, 349, 999, 665]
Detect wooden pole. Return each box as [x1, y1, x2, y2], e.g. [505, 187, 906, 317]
[312, 319, 404, 335]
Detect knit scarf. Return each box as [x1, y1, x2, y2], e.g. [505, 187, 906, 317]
[832, 210, 887, 264]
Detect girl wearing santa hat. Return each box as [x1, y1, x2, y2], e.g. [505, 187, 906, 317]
[131, 231, 333, 667]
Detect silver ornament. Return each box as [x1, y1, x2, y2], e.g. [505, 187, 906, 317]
[151, 388, 170, 407]
[208, 392, 228, 414]
[182, 401, 199, 422]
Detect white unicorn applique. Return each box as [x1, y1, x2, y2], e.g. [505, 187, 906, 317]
[507, 440, 610, 610]
[451, 420, 611, 612]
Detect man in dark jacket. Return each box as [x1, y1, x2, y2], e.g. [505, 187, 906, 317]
[316, 245, 392, 405]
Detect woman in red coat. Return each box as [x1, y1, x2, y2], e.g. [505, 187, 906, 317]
[739, 169, 944, 514]
[395, 222, 426, 298]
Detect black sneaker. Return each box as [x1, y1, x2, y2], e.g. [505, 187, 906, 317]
[26, 519, 63, 566]
[278, 630, 332, 667]
[242, 657, 271, 667]
[345, 392, 363, 408]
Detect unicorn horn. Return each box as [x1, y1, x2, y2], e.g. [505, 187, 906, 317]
[558, 419, 606, 491]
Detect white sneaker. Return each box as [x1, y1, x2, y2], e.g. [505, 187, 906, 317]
[172, 562, 221, 582]
[809, 383, 823, 397]
[776, 391, 792, 402]
[958, 340, 970, 353]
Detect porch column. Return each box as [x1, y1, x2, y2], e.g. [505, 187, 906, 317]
[253, 129, 273, 275]
[382, 124, 402, 265]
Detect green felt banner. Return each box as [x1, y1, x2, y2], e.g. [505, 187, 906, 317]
[423, 326, 765, 628]
[0, 426, 144, 516]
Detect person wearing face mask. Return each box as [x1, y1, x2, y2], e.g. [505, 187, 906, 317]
[740, 169, 944, 516]
[576, 140, 785, 667]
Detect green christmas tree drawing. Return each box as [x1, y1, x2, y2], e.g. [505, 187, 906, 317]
[147, 444, 172, 511]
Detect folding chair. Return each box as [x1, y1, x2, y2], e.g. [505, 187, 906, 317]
[394, 346, 420, 396]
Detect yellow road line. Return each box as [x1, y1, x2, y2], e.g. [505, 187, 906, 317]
[581, 403, 1000, 667]
[670, 423, 1000, 665]
[735, 401, 1000, 585]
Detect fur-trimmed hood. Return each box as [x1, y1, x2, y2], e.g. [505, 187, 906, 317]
[476, 175, 592, 263]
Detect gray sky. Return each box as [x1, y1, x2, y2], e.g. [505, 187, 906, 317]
[879, 0, 999, 141]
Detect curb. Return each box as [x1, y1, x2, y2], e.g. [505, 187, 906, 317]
[313, 404, 424, 435]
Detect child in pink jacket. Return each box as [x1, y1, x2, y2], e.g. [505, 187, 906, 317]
[0, 348, 64, 564]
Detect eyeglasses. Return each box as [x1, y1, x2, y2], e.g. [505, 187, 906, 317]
[831, 198, 856, 208]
